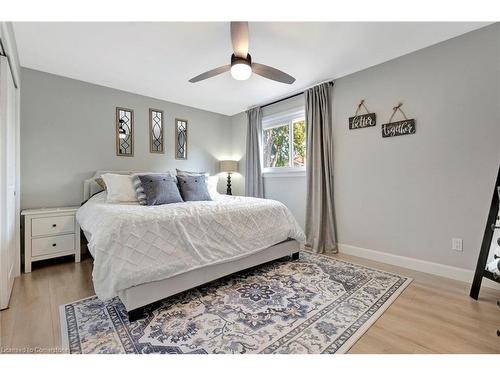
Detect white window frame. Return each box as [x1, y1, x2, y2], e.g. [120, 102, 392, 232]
[261, 107, 306, 177]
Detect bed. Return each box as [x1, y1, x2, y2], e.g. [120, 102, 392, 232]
[77, 171, 305, 321]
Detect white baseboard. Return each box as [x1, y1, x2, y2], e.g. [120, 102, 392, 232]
[338, 243, 500, 291]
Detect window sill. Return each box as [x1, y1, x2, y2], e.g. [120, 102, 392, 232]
[262, 170, 306, 178]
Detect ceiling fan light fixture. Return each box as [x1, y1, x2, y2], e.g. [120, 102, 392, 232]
[188, 24, 295, 85]
[230, 54, 252, 81]
[231, 63, 251, 80]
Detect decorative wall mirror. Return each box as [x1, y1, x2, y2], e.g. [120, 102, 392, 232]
[175, 118, 188, 159]
[116, 107, 134, 157]
[149, 108, 164, 153]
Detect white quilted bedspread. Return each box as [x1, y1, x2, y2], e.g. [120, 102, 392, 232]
[76, 192, 305, 300]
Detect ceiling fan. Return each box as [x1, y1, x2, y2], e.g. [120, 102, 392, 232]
[189, 22, 296, 85]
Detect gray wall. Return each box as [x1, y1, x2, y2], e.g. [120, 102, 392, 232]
[230, 24, 500, 270]
[263, 176, 307, 230]
[21, 68, 233, 208]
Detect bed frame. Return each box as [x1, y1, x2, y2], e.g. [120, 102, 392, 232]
[82, 171, 300, 322]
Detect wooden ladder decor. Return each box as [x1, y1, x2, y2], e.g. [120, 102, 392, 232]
[470, 163, 500, 300]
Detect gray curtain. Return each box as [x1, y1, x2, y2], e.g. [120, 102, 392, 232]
[305, 82, 337, 253]
[245, 107, 264, 198]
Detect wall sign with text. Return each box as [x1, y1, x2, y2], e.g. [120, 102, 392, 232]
[349, 113, 376, 130]
[381, 119, 416, 137]
[349, 100, 376, 130]
[381, 103, 416, 138]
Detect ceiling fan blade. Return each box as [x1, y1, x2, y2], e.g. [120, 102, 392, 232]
[252, 63, 296, 84]
[230, 22, 249, 58]
[188, 65, 231, 83]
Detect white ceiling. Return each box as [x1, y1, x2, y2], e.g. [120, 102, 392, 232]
[13, 22, 489, 116]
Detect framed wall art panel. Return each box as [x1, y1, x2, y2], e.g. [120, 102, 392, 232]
[149, 108, 164, 154]
[116, 107, 134, 157]
[175, 118, 188, 160]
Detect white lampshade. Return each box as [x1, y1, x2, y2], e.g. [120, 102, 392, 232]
[220, 160, 238, 173]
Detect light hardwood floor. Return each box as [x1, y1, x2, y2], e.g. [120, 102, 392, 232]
[1, 253, 499, 353]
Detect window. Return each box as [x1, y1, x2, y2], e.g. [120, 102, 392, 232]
[262, 108, 306, 174]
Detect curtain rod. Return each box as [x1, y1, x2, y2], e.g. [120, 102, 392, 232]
[250, 79, 334, 111]
[261, 91, 304, 109]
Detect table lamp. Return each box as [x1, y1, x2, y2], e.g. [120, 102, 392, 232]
[219, 160, 238, 195]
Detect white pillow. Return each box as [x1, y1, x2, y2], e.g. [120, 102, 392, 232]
[101, 173, 138, 203]
[207, 175, 220, 199]
[176, 168, 209, 177]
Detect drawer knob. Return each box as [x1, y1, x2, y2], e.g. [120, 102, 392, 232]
[52, 224, 57, 228]
[52, 243, 57, 247]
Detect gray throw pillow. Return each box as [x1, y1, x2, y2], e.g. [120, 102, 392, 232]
[137, 174, 183, 206]
[132, 172, 174, 205]
[177, 175, 212, 201]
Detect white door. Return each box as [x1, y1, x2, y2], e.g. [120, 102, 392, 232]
[0, 55, 18, 310]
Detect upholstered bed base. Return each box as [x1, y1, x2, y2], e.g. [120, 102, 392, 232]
[122, 239, 300, 321]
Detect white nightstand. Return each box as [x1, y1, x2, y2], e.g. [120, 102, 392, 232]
[21, 207, 81, 273]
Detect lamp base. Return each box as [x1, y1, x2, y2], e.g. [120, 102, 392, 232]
[226, 173, 232, 195]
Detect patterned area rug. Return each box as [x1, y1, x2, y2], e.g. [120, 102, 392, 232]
[60, 252, 411, 354]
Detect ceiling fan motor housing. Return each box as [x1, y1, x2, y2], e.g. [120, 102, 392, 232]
[231, 53, 252, 68]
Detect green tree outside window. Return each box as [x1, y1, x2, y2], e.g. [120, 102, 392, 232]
[263, 118, 306, 169]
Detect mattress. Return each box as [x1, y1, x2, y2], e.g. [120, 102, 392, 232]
[76, 192, 305, 300]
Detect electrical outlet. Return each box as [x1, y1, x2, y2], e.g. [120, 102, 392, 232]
[452, 238, 463, 252]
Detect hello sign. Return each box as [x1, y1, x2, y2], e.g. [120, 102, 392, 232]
[381, 103, 416, 138]
[349, 100, 376, 130]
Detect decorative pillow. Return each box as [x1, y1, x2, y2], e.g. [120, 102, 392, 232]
[95, 177, 107, 190]
[207, 175, 220, 199]
[131, 175, 146, 205]
[132, 172, 175, 205]
[137, 174, 183, 206]
[176, 169, 218, 198]
[101, 173, 138, 203]
[176, 168, 209, 177]
[177, 175, 212, 202]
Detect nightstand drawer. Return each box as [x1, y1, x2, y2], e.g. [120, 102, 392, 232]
[32, 234, 76, 257]
[32, 215, 75, 237]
